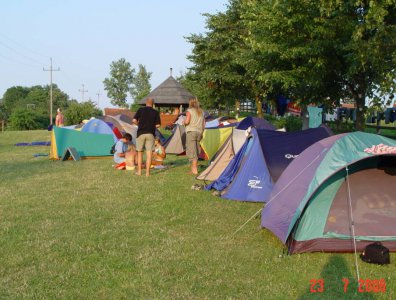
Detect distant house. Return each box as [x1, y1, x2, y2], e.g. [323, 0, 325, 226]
[340, 103, 356, 109]
[139, 75, 194, 112]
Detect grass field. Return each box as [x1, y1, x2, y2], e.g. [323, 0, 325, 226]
[1, 130, 395, 299]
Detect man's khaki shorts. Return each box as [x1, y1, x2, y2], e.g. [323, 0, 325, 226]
[136, 133, 155, 152]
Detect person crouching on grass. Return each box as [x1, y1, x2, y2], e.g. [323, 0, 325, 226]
[151, 136, 166, 167]
[113, 133, 137, 170]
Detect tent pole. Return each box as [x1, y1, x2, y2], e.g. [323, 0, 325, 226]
[231, 208, 263, 237]
[345, 166, 361, 283]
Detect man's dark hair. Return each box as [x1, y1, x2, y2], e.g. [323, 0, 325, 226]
[123, 133, 132, 141]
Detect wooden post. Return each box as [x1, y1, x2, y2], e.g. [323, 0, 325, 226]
[235, 99, 240, 119]
[376, 111, 381, 134]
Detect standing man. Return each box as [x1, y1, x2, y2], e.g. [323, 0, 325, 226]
[133, 98, 161, 176]
[55, 108, 64, 127]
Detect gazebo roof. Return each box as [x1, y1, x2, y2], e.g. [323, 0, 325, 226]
[140, 76, 194, 106]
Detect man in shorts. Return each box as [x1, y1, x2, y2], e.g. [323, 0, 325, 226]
[133, 98, 161, 176]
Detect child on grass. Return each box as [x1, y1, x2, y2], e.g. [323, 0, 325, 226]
[151, 137, 166, 167]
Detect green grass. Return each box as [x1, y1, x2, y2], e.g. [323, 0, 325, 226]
[0, 130, 395, 299]
[365, 127, 396, 139]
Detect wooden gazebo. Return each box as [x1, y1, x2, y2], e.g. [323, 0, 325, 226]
[140, 71, 194, 113]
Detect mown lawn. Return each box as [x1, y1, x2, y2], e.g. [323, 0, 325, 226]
[0, 130, 394, 299]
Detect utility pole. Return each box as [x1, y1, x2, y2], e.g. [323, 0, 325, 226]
[43, 57, 60, 125]
[96, 90, 101, 107]
[78, 84, 88, 102]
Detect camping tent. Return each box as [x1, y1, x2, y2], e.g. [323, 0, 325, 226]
[207, 126, 332, 202]
[197, 128, 247, 181]
[198, 117, 277, 180]
[236, 116, 276, 131]
[100, 115, 138, 143]
[261, 132, 396, 253]
[200, 116, 276, 160]
[50, 126, 114, 159]
[163, 124, 186, 155]
[200, 124, 236, 160]
[100, 114, 165, 145]
[81, 118, 118, 143]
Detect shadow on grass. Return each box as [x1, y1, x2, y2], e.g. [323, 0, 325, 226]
[298, 255, 375, 300]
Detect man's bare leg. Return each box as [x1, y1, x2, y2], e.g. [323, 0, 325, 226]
[137, 151, 143, 175]
[145, 150, 152, 177]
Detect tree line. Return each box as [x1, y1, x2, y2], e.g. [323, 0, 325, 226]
[0, 59, 151, 130]
[181, 0, 396, 130]
[0, 85, 102, 130]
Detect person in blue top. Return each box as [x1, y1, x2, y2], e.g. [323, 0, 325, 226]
[113, 133, 133, 164]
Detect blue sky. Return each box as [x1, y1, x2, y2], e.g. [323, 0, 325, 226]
[0, 0, 228, 109]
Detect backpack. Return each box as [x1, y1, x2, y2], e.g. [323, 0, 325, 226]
[360, 242, 390, 265]
[110, 143, 116, 154]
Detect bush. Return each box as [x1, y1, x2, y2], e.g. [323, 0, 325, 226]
[326, 120, 355, 134]
[284, 115, 302, 132]
[64, 101, 103, 125]
[262, 114, 283, 129]
[8, 109, 48, 130]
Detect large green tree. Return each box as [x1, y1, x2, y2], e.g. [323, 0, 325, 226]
[241, 0, 396, 129]
[103, 58, 135, 108]
[177, 70, 213, 108]
[1, 86, 30, 118]
[130, 64, 152, 103]
[186, 0, 250, 111]
[187, 0, 396, 127]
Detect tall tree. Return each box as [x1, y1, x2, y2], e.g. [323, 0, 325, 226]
[130, 64, 152, 102]
[241, 0, 396, 129]
[103, 58, 135, 108]
[177, 70, 212, 108]
[1, 86, 30, 118]
[186, 0, 250, 111]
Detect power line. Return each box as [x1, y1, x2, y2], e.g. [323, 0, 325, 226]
[0, 40, 46, 66]
[96, 90, 102, 107]
[78, 84, 88, 102]
[0, 52, 40, 69]
[0, 32, 49, 59]
[43, 58, 60, 125]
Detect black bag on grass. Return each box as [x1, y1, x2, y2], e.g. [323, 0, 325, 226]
[110, 143, 116, 154]
[360, 242, 390, 265]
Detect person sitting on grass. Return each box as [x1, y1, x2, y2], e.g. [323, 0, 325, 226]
[151, 136, 166, 167]
[125, 143, 137, 170]
[114, 133, 135, 169]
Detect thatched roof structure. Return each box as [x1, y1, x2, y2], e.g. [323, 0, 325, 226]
[140, 76, 194, 107]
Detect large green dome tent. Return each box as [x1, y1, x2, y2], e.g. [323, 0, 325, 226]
[261, 132, 396, 254]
